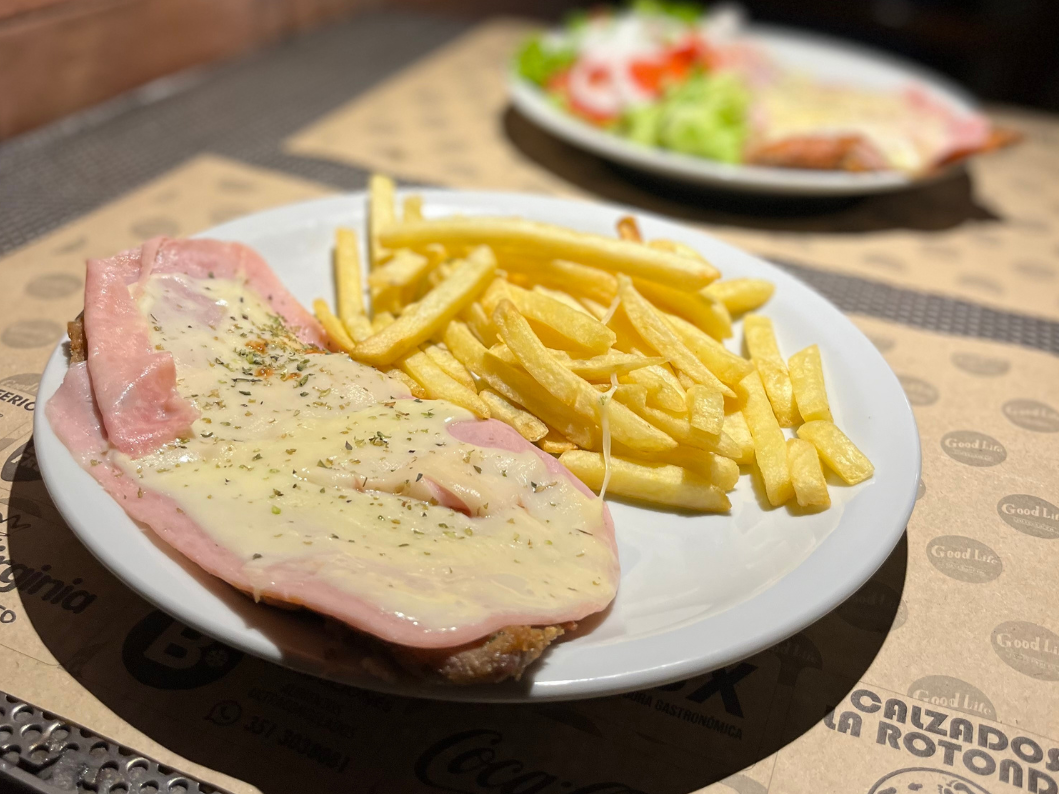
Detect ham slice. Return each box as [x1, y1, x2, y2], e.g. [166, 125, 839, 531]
[47, 238, 619, 663]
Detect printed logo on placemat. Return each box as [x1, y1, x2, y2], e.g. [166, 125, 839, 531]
[898, 376, 939, 406]
[0, 373, 41, 401]
[926, 536, 1002, 584]
[1002, 400, 1059, 433]
[997, 495, 1059, 539]
[830, 687, 1059, 792]
[907, 676, 996, 719]
[1, 319, 63, 349]
[867, 768, 992, 794]
[941, 432, 1007, 467]
[122, 610, 242, 689]
[836, 580, 902, 633]
[951, 352, 1010, 377]
[24, 273, 82, 300]
[991, 622, 1059, 681]
[414, 729, 648, 794]
[2, 441, 41, 482]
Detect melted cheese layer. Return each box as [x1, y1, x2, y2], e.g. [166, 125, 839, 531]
[111, 272, 618, 642]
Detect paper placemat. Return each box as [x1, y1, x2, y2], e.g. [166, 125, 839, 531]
[1, 75, 1058, 794]
[287, 19, 1059, 324]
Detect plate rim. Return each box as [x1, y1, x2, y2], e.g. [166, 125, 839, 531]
[507, 20, 979, 196]
[33, 188, 921, 702]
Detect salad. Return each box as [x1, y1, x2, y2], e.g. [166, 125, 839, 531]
[515, 3, 1017, 175]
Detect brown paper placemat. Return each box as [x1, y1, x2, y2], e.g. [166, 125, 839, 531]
[287, 19, 1059, 324]
[1, 81, 1058, 794]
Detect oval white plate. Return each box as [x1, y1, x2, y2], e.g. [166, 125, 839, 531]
[510, 24, 979, 196]
[35, 191, 919, 702]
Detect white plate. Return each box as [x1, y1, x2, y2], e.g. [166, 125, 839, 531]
[509, 24, 979, 196]
[35, 191, 919, 702]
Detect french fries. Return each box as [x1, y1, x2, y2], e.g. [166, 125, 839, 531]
[739, 371, 794, 507]
[310, 174, 874, 515]
[787, 438, 830, 509]
[797, 421, 874, 485]
[354, 247, 496, 365]
[380, 217, 720, 289]
[334, 228, 373, 341]
[560, 451, 731, 512]
[744, 314, 798, 427]
[704, 278, 774, 315]
[789, 344, 833, 423]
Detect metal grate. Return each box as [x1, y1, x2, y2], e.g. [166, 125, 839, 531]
[0, 690, 229, 794]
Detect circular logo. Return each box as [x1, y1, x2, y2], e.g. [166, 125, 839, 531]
[951, 353, 1009, 377]
[2, 442, 40, 482]
[907, 675, 996, 719]
[836, 581, 901, 633]
[25, 272, 82, 300]
[991, 621, 1059, 681]
[868, 768, 992, 794]
[899, 376, 939, 406]
[122, 610, 242, 689]
[891, 600, 908, 631]
[1, 319, 63, 349]
[1002, 399, 1059, 433]
[941, 431, 1006, 467]
[926, 536, 1002, 583]
[997, 495, 1059, 539]
[0, 373, 40, 398]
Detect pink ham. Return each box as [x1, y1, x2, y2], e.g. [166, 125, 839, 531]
[48, 239, 618, 650]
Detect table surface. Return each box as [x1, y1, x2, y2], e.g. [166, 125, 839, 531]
[1, 10, 1058, 794]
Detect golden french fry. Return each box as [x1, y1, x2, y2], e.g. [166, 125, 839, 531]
[722, 411, 755, 465]
[704, 278, 775, 315]
[566, 352, 665, 381]
[423, 343, 476, 391]
[531, 285, 594, 316]
[663, 313, 753, 387]
[616, 216, 642, 241]
[479, 389, 549, 442]
[400, 349, 489, 418]
[612, 385, 741, 458]
[741, 372, 792, 506]
[739, 371, 793, 507]
[313, 299, 356, 354]
[371, 311, 395, 333]
[797, 420, 874, 485]
[633, 279, 732, 340]
[368, 174, 396, 268]
[384, 366, 427, 399]
[621, 363, 687, 413]
[492, 300, 676, 453]
[368, 249, 432, 314]
[789, 344, 833, 423]
[333, 228, 373, 341]
[581, 299, 643, 352]
[559, 451, 731, 512]
[354, 247, 496, 365]
[403, 195, 424, 222]
[743, 314, 797, 427]
[616, 444, 740, 491]
[482, 281, 616, 356]
[538, 431, 579, 455]
[381, 218, 719, 289]
[444, 321, 595, 449]
[618, 276, 735, 398]
[460, 301, 499, 346]
[687, 385, 724, 436]
[787, 438, 831, 509]
[647, 238, 708, 262]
